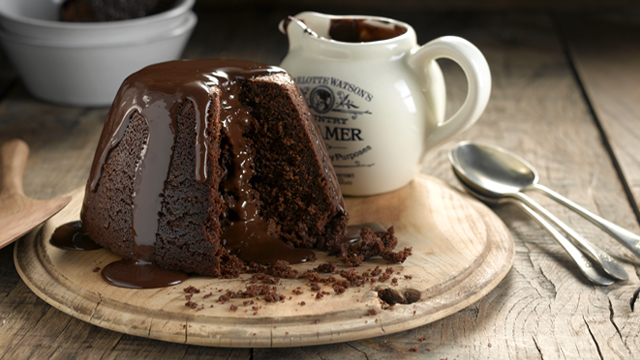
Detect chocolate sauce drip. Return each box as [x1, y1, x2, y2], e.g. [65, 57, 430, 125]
[50, 221, 102, 251]
[101, 259, 187, 289]
[214, 62, 316, 265]
[223, 219, 316, 265]
[83, 59, 316, 275]
[341, 222, 388, 243]
[329, 19, 407, 42]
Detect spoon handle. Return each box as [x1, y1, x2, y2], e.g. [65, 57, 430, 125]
[505, 197, 614, 286]
[513, 192, 627, 281]
[534, 183, 640, 260]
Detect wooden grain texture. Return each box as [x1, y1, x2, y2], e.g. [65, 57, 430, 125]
[1, 6, 640, 359]
[557, 10, 640, 221]
[0, 139, 70, 248]
[14, 175, 512, 348]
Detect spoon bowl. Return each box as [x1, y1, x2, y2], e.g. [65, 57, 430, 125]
[449, 141, 537, 197]
[449, 141, 640, 260]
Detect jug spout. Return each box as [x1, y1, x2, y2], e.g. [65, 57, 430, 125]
[279, 16, 319, 51]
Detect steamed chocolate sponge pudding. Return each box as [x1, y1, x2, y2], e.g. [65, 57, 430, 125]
[81, 59, 348, 277]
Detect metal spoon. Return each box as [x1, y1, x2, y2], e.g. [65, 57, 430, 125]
[449, 141, 640, 260]
[454, 175, 614, 286]
[449, 142, 628, 281]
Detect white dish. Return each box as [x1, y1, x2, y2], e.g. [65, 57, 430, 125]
[0, 0, 194, 43]
[0, 11, 197, 107]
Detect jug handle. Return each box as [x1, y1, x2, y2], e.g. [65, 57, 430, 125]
[408, 36, 491, 150]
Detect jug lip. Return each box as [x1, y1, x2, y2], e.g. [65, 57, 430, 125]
[290, 12, 416, 48]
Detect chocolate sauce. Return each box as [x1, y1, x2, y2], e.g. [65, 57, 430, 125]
[49, 221, 101, 251]
[329, 19, 407, 43]
[82, 59, 317, 282]
[223, 219, 316, 265]
[342, 222, 388, 243]
[101, 259, 187, 289]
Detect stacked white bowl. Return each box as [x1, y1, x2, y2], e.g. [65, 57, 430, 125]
[0, 0, 197, 106]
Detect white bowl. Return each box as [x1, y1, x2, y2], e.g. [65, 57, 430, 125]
[0, 11, 197, 106]
[0, 0, 195, 43]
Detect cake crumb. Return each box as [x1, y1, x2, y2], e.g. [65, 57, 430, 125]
[314, 262, 336, 273]
[409, 345, 419, 352]
[332, 226, 411, 266]
[310, 282, 321, 291]
[333, 284, 346, 294]
[183, 285, 200, 294]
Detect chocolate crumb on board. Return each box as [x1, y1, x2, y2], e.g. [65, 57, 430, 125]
[329, 226, 412, 267]
[366, 308, 377, 316]
[333, 284, 346, 294]
[314, 262, 336, 273]
[409, 345, 419, 352]
[178, 225, 415, 311]
[92, 267, 101, 273]
[310, 282, 321, 291]
[183, 285, 200, 294]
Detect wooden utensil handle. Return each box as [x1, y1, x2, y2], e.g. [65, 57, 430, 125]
[1, 139, 29, 196]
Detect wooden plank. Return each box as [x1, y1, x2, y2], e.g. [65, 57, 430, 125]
[558, 10, 640, 221]
[0, 6, 639, 359]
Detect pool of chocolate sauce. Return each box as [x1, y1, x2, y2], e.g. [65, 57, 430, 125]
[49, 221, 101, 251]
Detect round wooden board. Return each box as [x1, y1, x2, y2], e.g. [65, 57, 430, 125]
[14, 174, 514, 348]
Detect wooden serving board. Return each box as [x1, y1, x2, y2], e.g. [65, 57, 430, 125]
[14, 174, 514, 348]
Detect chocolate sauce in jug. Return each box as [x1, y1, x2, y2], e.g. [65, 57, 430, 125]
[329, 19, 407, 42]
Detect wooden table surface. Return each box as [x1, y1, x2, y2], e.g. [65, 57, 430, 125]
[2, 4, 640, 359]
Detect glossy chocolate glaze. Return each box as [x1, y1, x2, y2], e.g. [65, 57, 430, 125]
[223, 219, 316, 265]
[49, 221, 102, 251]
[329, 19, 407, 42]
[82, 59, 320, 286]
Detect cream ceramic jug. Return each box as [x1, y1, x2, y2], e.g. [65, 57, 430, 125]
[279, 12, 491, 196]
